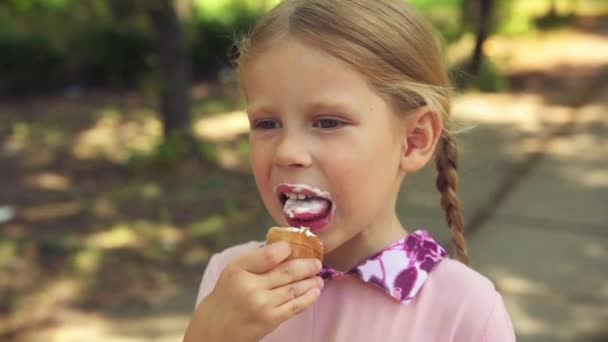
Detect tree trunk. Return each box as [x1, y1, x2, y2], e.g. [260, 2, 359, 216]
[548, 0, 558, 19]
[469, 0, 493, 75]
[146, 0, 191, 138]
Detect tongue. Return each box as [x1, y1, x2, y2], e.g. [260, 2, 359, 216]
[284, 197, 330, 220]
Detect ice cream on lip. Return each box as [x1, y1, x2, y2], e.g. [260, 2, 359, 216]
[274, 183, 333, 201]
[274, 183, 336, 221]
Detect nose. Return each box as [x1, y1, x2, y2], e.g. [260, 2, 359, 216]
[272, 132, 312, 168]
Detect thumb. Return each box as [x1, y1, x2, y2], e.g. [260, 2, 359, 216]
[235, 241, 291, 274]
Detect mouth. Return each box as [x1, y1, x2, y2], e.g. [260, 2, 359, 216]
[275, 183, 335, 233]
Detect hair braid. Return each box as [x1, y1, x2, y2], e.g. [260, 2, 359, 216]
[435, 134, 469, 265]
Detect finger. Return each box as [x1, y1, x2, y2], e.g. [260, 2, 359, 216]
[264, 258, 322, 289]
[272, 287, 321, 322]
[268, 276, 324, 307]
[234, 241, 291, 274]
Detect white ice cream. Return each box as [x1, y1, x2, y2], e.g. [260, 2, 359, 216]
[283, 226, 317, 237]
[288, 184, 332, 200]
[277, 183, 336, 223]
[283, 197, 329, 218]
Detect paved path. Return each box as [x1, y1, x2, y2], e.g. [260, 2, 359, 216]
[398, 36, 608, 342]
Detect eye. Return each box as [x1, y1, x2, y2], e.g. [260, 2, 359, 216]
[254, 120, 280, 130]
[314, 118, 344, 129]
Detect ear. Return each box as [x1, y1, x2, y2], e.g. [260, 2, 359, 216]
[400, 107, 443, 173]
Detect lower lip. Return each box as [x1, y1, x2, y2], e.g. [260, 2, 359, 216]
[284, 205, 334, 233]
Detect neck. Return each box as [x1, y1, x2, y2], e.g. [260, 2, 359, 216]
[323, 212, 408, 272]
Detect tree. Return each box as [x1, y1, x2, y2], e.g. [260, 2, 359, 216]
[468, 0, 494, 75]
[108, 0, 192, 141]
[548, 0, 558, 19]
[145, 0, 191, 139]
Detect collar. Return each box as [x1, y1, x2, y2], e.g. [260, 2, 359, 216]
[319, 230, 448, 304]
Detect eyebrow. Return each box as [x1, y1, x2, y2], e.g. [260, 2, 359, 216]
[247, 99, 355, 116]
[305, 100, 354, 114]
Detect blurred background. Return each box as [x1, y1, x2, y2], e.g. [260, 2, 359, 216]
[0, 0, 607, 341]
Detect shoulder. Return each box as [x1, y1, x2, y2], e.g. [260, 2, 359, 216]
[420, 259, 511, 340]
[424, 258, 498, 309]
[428, 258, 496, 296]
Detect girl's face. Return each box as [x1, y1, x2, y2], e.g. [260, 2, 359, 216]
[243, 38, 409, 266]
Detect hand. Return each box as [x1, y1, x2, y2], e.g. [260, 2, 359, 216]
[183, 242, 324, 342]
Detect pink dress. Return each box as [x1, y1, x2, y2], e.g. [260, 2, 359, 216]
[196, 230, 516, 341]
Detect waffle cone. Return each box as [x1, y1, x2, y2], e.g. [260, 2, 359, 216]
[266, 227, 324, 261]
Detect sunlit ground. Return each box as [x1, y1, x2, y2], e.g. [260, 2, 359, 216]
[1, 14, 608, 342]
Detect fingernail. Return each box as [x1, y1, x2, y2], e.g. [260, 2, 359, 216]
[317, 276, 325, 289]
[315, 259, 322, 270]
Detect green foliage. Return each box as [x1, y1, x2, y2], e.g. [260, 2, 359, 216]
[499, 12, 536, 36]
[409, 0, 465, 43]
[472, 59, 509, 92]
[154, 134, 190, 165]
[0, 0, 261, 92]
[1, 0, 73, 13]
[0, 31, 64, 95]
[66, 26, 154, 87]
[533, 12, 577, 30]
[191, 4, 260, 78]
[2, 0, 605, 94]
[189, 214, 231, 248]
[0, 240, 18, 269]
[127, 143, 184, 172]
[190, 215, 225, 239]
[193, 96, 237, 118]
[127, 130, 217, 171]
[455, 60, 510, 92]
[199, 140, 218, 163]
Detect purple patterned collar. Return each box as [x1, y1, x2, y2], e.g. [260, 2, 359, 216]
[319, 230, 448, 304]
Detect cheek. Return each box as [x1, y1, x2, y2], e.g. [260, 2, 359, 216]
[320, 143, 375, 203]
[323, 136, 398, 210]
[249, 140, 270, 174]
[320, 132, 390, 180]
[249, 140, 274, 201]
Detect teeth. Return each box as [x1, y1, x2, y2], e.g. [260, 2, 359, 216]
[284, 193, 310, 201]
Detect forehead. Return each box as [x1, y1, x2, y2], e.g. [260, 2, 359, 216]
[242, 38, 382, 109]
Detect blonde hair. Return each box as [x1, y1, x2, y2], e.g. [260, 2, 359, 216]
[235, 0, 469, 265]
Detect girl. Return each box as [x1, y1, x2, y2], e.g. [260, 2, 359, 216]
[185, 0, 516, 341]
